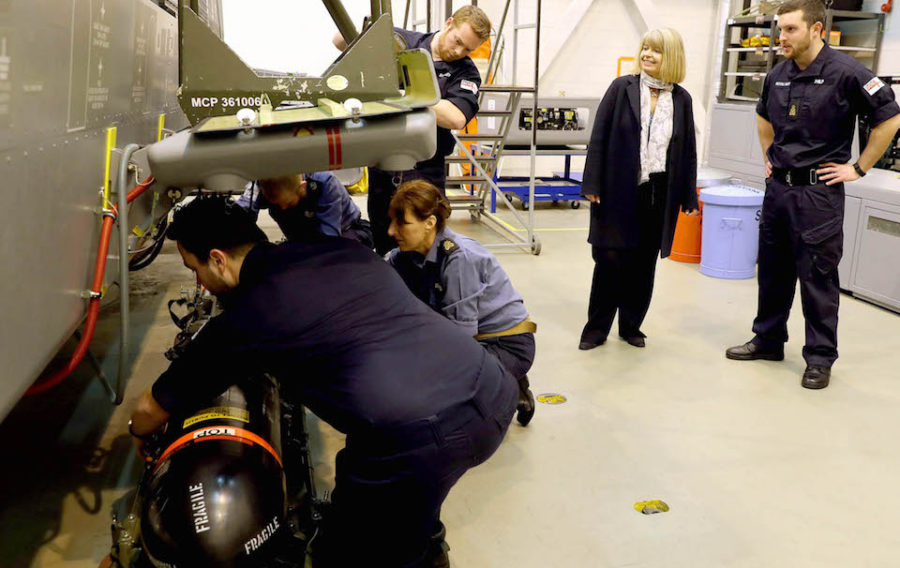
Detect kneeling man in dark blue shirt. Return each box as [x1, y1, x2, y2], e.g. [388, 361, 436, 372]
[129, 196, 518, 567]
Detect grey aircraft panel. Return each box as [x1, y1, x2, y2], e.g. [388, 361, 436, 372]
[0, 0, 191, 420]
[0, 0, 435, 420]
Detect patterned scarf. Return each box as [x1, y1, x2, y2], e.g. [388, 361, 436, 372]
[639, 71, 674, 184]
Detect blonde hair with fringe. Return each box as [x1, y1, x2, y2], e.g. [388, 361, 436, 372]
[631, 28, 686, 84]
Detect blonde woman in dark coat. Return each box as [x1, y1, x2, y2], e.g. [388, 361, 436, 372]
[579, 28, 699, 350]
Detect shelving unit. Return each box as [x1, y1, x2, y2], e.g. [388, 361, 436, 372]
[718, 7, 885, 103]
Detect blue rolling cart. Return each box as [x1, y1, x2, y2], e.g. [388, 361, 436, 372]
[490, 146, 588, 212]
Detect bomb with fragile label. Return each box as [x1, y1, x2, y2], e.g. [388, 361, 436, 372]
[140, 378, 288, 568]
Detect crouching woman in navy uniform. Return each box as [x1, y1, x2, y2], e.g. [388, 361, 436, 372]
[579, 27, 698, 351]
[385, 180, 537, 426]
[237, 171, 373, 247]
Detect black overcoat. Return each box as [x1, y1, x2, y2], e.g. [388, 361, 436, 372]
[581, 74, 698, 258]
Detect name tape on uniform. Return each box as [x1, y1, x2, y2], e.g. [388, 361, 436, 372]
[460, 80, 478, 95]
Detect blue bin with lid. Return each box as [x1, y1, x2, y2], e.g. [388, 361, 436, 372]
[699, 185, 765, 279]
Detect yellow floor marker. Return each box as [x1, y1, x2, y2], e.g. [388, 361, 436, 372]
[537, 393, 567, 404]
[634, 500, 670, 515]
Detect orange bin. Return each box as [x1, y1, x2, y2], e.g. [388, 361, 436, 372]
[669, 169, 735, 264]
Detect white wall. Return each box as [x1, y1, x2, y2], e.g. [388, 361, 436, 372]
[862, 1, 900, 77]
[473, 0, 722, 174]
[218, 1, 465, 75]
[220, 0, 382, 75]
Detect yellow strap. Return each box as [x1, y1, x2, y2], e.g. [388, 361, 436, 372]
[475, 318, 537, 340]
[103, 127, 117, 203]
[157, 114, 166, 142]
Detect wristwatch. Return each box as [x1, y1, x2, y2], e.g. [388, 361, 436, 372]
[852, 162, 867, 177]
[128, 419, 154, 441]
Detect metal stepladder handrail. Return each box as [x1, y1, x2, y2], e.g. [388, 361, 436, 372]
[445, 0, 543, 255]
[448, 85, 539, 254]
[403, 0, 430, 32]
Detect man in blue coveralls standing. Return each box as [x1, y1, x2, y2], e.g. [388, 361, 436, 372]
[726, 0, 900, 389]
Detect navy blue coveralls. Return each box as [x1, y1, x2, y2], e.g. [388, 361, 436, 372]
[151, 239, 518, 567]
[754, 44, 899, 367]
[237, 171, 373, 248]
[368, 27, 482, 254]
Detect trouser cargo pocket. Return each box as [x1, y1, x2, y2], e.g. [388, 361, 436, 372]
[800, 215, 843, 277]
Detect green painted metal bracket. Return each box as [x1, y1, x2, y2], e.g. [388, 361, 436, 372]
[177, 0, 438, 132]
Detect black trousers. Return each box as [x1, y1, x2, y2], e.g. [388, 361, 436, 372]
[480, 332, 535, 392]
[315, 354, 518, 567]
[581, 175, 666, 344]
[343, 217, 375, 250]
[368, 165, 446, 255]
[751, 177, 844, 368]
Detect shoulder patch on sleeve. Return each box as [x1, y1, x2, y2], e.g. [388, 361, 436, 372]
[441, 238, 460, 255]
[864, 76, 884, 96]
[460, 79, 478, 95]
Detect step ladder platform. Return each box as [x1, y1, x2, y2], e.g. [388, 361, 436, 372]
[475, 110, 513, 117]
[480, 85, 536, 93]
[446, 175, 491, 184]
[456, 134, 505, 141]
[445, 155, 498, 163]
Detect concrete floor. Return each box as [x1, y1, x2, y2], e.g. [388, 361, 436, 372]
[3, 195, 900, 568]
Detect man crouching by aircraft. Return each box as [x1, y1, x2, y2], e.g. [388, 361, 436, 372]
[128, 196, 517, 567]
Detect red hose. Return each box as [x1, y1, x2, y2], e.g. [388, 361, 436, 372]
[127, 175, 156, 204]
[26, 177, 156, 395]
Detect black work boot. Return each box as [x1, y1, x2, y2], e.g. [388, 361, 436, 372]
[725, 341, 784, 361]
[516, 375, 536, 427]
[427, 523, 450, 568]
[801, 365, 831, 390]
